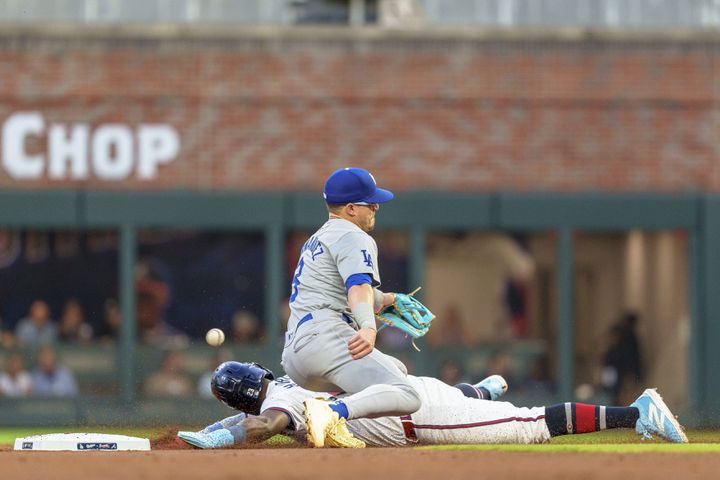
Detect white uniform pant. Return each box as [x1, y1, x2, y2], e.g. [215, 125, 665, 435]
[348, 377, 551, 446]
[405, 377, 550, 444]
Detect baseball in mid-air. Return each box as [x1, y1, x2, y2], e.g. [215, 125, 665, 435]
[205, 328, 225, 347]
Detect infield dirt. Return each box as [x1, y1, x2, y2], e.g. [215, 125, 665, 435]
[1, 447, 716, 480]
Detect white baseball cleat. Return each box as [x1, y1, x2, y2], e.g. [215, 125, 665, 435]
[476, 375, 509, 401]
[630, 388, 688, 443]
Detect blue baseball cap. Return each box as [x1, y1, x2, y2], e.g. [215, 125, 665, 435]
[323, 168, 394, 204]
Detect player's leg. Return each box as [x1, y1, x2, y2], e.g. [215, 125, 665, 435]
[284, 318, 421, 447]
[281, 312, 420, 418]
[407, 377, 550, 444]
[546, 389, 687, 443]
[323, 347, 421, 419]
[544, 402, 637, 437]
[410, 379, 687, 445]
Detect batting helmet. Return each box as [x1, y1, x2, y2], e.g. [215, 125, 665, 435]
[210, 361, 275, 414]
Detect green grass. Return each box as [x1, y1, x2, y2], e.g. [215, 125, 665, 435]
[419, 443, 720, 453]
[3, 428, 720, 452]
[418, 430, 720, 453]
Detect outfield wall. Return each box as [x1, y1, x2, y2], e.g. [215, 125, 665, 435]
[0, 26, 716, 193]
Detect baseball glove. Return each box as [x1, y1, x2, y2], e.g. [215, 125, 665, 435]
[377, 287, 436, 351]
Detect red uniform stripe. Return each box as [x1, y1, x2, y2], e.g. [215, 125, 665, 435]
[411, 415, 546, 430]
[574, 403, 597, 434]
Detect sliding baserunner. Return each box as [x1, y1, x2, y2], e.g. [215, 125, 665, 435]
[177, 361, 687, 448]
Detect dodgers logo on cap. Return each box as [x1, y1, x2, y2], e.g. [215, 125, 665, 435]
[323, 168, 394, 204]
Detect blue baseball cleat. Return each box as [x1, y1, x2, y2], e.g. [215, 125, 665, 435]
[630, 388, 688, 443]
[177, 429, 235, 449]
[476, 375, 509, 401]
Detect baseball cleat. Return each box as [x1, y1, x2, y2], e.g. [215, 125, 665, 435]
[177, 429, 234, 449]
[304, 398, 337, 448]
[305, 398, 364, 448]
[477, 375, 509, 401]
[630, 388, 688, 443]
[325, 418, 366, 448]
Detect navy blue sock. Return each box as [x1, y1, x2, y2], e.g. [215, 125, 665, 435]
[545, 403, 640, 436]
[329, 401, 349, 420]
[606, 406, 639, 429]
[454, 383, 491, 400]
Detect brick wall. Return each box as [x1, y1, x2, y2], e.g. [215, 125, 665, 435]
[0, 28, 717, 192]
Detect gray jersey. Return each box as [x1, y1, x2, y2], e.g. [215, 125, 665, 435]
[287, 218, 380, 331]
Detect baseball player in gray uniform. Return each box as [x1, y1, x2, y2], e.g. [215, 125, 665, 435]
[281, 167, 420, 447]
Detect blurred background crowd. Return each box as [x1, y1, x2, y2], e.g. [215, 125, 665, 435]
[0, 227, 652, 406]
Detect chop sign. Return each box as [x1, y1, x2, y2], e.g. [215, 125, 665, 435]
[2, 112, 180, 181]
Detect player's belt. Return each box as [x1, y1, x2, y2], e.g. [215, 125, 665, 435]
[285, 312, 355, 342]
[296, 312, 314, 329]
[341, 313, 355, 327]
[285, 313, 313, 343]
[400, 415, 418, 443]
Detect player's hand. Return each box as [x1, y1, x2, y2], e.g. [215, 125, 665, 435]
[382, 292, 396, 309]
[348, 327, 376, 360]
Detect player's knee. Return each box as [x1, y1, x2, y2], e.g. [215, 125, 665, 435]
[396, 383, 422, 412]
[387, 356, 408, 375]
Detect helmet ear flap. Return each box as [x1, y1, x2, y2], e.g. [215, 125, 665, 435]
[231, 378, 246, 408]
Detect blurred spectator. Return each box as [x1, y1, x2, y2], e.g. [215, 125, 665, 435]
[58, 298, 93, 343]
[425, 305, 466, 347]
[143, 350, 194, 397]
[232, 310, 261, 343]
[522, 355, 554, 396]
[136, 260, 188, 348]
[484, 350, 518, 388]
[425, 233, 535, 344]
[15, 300, 57, 346]
[0, 352, 32, 397]
[98, 298, 122, 341]
[0, 314, 17, 349]
[504, 277, 530, 338]
[24, 231, 50, 263]
[197, 349, 233, 399]
[31, 346, 78, 397]
[438, 359, 465, 385]
[601, 312, 644, 405]
[0, 330, 15, 349]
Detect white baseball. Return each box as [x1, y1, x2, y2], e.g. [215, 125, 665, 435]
[205, 328, 225, 347]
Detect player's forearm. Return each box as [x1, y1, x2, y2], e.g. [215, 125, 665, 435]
[372, 288, 395, 312]
[348, 283, 376, 330]
[200, 412, 247, 433]
[239, 416, 282, 444]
